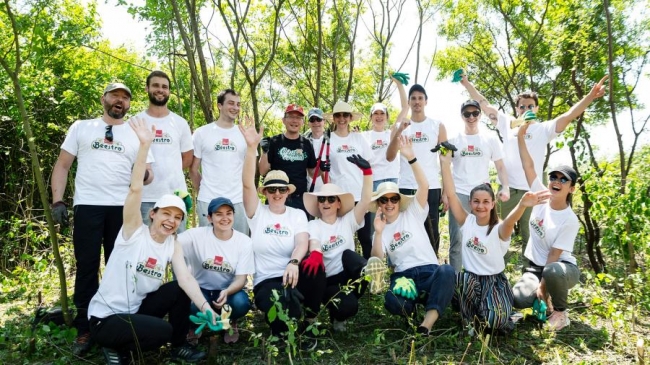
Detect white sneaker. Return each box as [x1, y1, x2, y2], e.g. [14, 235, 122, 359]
[362, 257, 387, 294]
[546, 310, 570, 331]
[332, 319, 347, 332]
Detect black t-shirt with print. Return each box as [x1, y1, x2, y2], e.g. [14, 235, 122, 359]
[266, 134, 317, 195]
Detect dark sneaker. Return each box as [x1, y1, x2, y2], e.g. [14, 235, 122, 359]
[72, 332, 93, 356]
[170, 345, 206, 363]
[102, 347, 128, 365]
[415, 326, 430, 337]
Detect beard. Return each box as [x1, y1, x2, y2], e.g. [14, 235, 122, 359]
[148, 91, 169, 106]
[104, 102, 129, 119]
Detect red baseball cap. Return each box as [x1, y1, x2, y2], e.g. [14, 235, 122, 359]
[284, 104, 305, 116]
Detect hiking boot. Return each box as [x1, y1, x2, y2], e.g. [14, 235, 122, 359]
[546, 310, 570, 331]
[332, 319, 347, 333]
[170, 345, 206, 363]
[72, 332, 93, 356]
[223, 321, 239, 344]
[362, 257, 387, 294]
[102, 347, 128, 365]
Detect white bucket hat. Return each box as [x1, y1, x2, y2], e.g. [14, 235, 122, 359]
[368, 182, 413, 213]
[323, 101, 363, 121]
[303, 183, 355, 218]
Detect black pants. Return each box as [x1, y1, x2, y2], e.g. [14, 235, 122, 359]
[286, 192, 309, 218]
[322, 250, 368, 321]
[399, 188, 441, 254]
[89, 281, 191, 352]
[73, 205, 123, 333]
[253, 259, 326, 336]
[356, 210, 372, 259]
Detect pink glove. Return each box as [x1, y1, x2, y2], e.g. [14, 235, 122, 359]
[300, 251, 324, 277]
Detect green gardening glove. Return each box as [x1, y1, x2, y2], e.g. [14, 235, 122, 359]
[451, 69, 464, 83]
[174, 189, 193, 213]
[532, 298, 548, 322]
[189, 310, 224, 335]
[391, 72, 410, 86]
[523, 110, 537, 121]
[392, 277, 417, 300]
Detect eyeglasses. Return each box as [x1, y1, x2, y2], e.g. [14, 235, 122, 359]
[518, 104, 536, 110]
[105, 125, 113, 142]
[548, 174, 570, 184]
[377, 195, 400, 204]
[462, 111, 481, 118]
[317, 196, 338, 204]
[309, 118, 323, 123]
[333, 112, 351, 118]
[266, 186, 289, 194]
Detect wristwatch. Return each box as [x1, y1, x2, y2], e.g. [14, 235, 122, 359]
[287, 259, 300, 266]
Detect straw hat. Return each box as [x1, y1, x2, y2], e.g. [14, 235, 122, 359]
[303, 183, 355, 218]
[257, 170, 296, 194]
[323, 101, 363, 121]
[368, 182, 413, 213]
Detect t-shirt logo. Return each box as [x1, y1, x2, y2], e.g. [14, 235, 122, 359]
[153, 129, 172, 144]
[264, 223, 290, 236]
[388, 231, 412, 252]
[411, 131, 429, 143]
[530, 218, 545, 238]
[371, 139, 387, 150]
[278, 147, 307, 162]
[136, 257, 164, 279]
[336, 144, 358, 153]
[215, 138, 237, 151]
[214, 255, 223, 265]
[201, 256, 233, 273]
[92, 139, 125, 153]
[466, 236, 487, 254]
[322, 235, 344, 252]
[146, 257, 157, 268]
[460, 145, 483, 157]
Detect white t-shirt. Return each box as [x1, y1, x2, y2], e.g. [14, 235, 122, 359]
[496, 112, 558, 190]
[193, 122, 247, 204]
[378, 200, 438, 272]
[178, 227, 255, 290]
[362, 130, 400, 182]
[248, 201, 309, 286]
[61, 118, 154, 206]
[137, 111, 193, 202]
[308, 211, 362, 277]
[88, 225, 175, 319]
[328, 132, 372, 201]
[524, 179, 578, 266]
[450, 132, 503, 195]
[397, 117, 443, 189]
[460, 214, 510, 275]
[306, 135, 324, 192]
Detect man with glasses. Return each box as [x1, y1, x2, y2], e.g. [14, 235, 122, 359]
[50, 82, 154, 356]
[460, 74, 608, 253]
[136, 71, 193, 231]
[259, 104, 317, 215]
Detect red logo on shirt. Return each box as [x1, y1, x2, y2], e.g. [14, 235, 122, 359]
[393, 232, 401, 241]
[342, 145, 349, 150]
[468, 145, 474, 152]
[214, 256, 223, 265]
[376, 139, 382, 145]
[155, 129, 163, 137]
[538, 219, 544, 226]
[415, 132, 422, 138]
[473, 237, 479, 245]
[274, 223, 281, 229]
[146, 257, 157, 268]
[222, 138, 230, 145]
[330, 236, 336, 243]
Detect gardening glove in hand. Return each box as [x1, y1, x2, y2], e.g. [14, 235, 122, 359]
[431, 141, 458, 157]
[392, 277, 417, 300]
[532, 298, 548, 321]
[451, 69, 464, 83]
[174, 189, 193, 213]
[346, 154, 372, 175]
[391, 72, 410, 85]
[300, 251, 324, 277]
[189, 311, 224, 334]
[320, 160, 331, 173]
[522, 110, 537, 121]
[51, 201, 68, 226]
[260, 137, 270, 153]
[283, 287, 305, 309]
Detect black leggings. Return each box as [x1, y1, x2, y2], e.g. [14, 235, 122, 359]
[322, 249, 368, 321]
[356, 211, 373, 259]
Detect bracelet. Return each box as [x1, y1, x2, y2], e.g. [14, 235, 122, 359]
[200, 301, 209, 311]
[408, 157, 417, 165]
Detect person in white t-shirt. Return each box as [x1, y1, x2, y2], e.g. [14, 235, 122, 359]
[138, 71, 193, 232]
[512, 123, 583, 331]
[190, 89, 249, 234]
[303, 155, 386, 332]
[178, 197, 254, 344]
[445, 99, 510, 273]
[50, 82, 155, 355]
[324, 101, 374, 258]
[370, 136, 455, 336]
[87, 118, 213, 364]
[240, 119, 326, 348]
[461, 74, 608, 251]
[440, 151, 549, 334]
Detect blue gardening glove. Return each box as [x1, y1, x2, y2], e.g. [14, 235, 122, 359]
[174, 189, 193, 213]
[532, 298, 548, 321]
[189, 310, 224, 335]
[431, 141, 458, 157]
[392, 277, 417, 300]
[51, 201, 68, 226]
[320, 160, 331, 173]
[451, 69, 464, 83]
[260, 137, 270, 153]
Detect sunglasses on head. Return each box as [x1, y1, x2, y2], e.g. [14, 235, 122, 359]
[309, 118, 323, 123]
[462, 111, 481, 118]
[378, 195, 400, 204]
[105, 125, 113, 142]
[317, 196, 338, 204]
[266, 186, 289, 194]
[333, 112, 351, 118]
[518, 104, 536, 110]
[548, 174, 570, 184]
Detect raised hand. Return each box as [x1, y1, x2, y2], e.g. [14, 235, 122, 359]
[431, 141, 458, 157]
[520, 190, 551, 207]
[129, 116, 155, 145]
[517, 121, 532, 139]
[396, 117, 411, 134]
[398, 135, 415, 161]
[346, 154, 370, 169]
[238, 115, 263, 148]
[373, 206, 386, 233]
[589, 75, 609, 100]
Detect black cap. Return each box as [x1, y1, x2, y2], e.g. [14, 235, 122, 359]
[461, 100, 481, 113]
[408, 84, 428, 99]
[549, 165, 577, 185]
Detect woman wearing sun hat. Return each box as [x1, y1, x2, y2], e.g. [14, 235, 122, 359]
[324, 100, 374, 259]
[303, 155, 386, 332]
[370, 135, 455, 336]
[239, 118, 325, 347]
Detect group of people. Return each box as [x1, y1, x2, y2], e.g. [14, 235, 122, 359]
[50, 69, 608, 364]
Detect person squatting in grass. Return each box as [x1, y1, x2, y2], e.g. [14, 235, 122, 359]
[177, 196, 255, 344]
[303, 155, 387, 333]
[440, 150, 550, 334]
[87, 118, 213, 364]
[370, 135, 455, 336]
[240, 117, 326, 349]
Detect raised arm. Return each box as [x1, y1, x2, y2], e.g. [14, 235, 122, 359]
[554, 75, 608, 133]
[386, 118, 410, 162]
[371, 206, 386, 259]
[400, 135, 428, 207]
[498, 190, 550, 240]
[349, 155, 373, 224]
[517, 123, 537, 188]
[393, 75, 409, 124]
[439, 152, 468, 226]
[239, 117, 264, 219]
[123, 117, 155, 240]
[460, 74, 500, 127]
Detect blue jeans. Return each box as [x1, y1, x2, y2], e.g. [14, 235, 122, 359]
[189, 288, 251, 321]
[384, 264, 455, 317]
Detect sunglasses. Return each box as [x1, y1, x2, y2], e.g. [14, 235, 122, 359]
[333, 112, 351, 118]
[105, 125, 113, 142]
[518, 104, 536, 110]
[266, 186, 289, 194]
[309, 118, 323, 123]
[549, 174, 570, 184]
[377, 195, 400, 204]
[317, 196, 338, 204]
[462, 111, 481, 118]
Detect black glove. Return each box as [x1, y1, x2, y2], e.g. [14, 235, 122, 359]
[51, 201, 68, 226]
[431, 141, 458, 157]
[346, 154, 370, 169]
[320, 160, 331, 173]
[260, 137, 270, 153]
[283, 287, 304, 309]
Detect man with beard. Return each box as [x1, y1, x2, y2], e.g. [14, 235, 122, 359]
[136, 71, 193, 231]
[51, 82, 154, 356]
